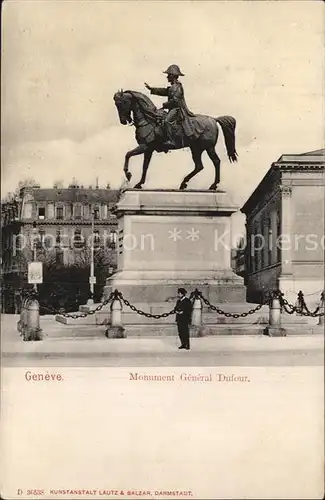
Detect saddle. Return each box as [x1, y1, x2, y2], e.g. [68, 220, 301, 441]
[154, 109, 183, 144]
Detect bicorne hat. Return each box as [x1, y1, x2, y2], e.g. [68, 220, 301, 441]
[163, 64, 185, 77]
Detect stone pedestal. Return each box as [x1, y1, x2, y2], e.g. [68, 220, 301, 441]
[103, 189, 246, 304]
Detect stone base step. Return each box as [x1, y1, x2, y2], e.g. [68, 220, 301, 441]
[122, 324, 323, 337]
[55, 311, 110, 326]
[122, 324, 265, 337]
[45, 322, 324, 340]
[44, 324, 106, 339]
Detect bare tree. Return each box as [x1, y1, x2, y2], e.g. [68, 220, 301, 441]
[2, 178, 38, 203]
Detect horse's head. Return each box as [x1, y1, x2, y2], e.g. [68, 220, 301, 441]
[113, 90, 133, 125]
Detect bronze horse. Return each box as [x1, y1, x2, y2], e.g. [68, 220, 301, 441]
[113, 90, 238, 190]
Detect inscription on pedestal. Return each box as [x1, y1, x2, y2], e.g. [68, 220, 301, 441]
[105, 189, 246, 303]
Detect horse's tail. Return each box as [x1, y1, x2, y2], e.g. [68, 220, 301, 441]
[215, 116, 238, 163]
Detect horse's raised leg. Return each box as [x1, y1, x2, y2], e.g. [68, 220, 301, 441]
[206, 147, 221, 190]
[124, 144, 148, 182]
[134, 149, 153, 189]
[179, 146, 204, 190]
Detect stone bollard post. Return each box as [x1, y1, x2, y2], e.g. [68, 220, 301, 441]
[17, 298, 27, 333]
[264, 292, 286, 337]
[190, 290, 207, 337]
[111, 296, 123, 327]
[24, 298, 43, 341]
[106, 290, 126, 338]
[191, 296, 202, 327]
[318, 291, 325, 326]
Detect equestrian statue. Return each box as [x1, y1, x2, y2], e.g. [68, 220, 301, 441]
[114, 64, 238, 190]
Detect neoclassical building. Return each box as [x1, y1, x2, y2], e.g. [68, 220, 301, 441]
[1, 182, 119, 312]
[241, 149, 325, 306]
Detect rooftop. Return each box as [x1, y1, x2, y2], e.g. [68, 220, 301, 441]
[241, 148, 325, 215]
[274, 148, 325, 165]
[23, 187, 120, 204]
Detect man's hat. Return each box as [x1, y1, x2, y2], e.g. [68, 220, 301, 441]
[178, 288, 187, 295]
[163, 64, 184, 77]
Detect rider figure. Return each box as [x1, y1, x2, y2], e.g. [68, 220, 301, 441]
[145, 65, 196, 149]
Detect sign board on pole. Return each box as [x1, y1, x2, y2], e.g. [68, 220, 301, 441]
[28, 262, 43, 284]
[89, 276, 97, 284]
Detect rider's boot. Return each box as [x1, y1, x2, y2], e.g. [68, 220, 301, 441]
[160, 123, 177, 152]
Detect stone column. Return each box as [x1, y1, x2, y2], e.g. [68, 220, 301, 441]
[270, 210, 277, 266]
[280, 185, 293, 274]
[279, 184, 294, 301]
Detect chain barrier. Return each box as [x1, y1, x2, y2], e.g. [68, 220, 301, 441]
[190, 289, 264, 318]
[299, 290, 322, 316]
[116, 291, 176, 319]
[57, 292, 115, 319]
[271, 290, 324, 318]
[19, 287, 324, 321]
[21, 291, 115, 320]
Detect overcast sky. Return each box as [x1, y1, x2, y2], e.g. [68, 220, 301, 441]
[1, 1, 324, 237]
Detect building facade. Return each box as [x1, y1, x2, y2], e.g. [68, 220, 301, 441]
[231, 237, 246, 282]
[1, 183, 119, 312]
[241, 149, 325, 307]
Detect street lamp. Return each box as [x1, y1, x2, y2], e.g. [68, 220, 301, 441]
[87, 210, 96, 305]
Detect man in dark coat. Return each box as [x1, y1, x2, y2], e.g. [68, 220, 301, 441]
[145, 65, 196, 148]
[175, 287, 192, 350]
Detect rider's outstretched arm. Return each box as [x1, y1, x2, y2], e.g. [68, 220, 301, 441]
[150, 87, 168, 96]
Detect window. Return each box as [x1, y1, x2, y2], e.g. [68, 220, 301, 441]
[47, 203, 55, 219]
[107, 230, 117, 249]
[56, 229, 61, 245]
[94, 230, 100, 244]
[258, 230, 265, 269]
[251, 226, 257, 273]
[102, 204, 108, 219]
[258, 221, 264, 271]
[43, 235, 54, 250]
[74, 204, 82, 219]
[83, 204, 89, 219]
[56, 249, 64, 266]
[276, 212, 281, 263]
[73, 228, 84, 248]
[56, 207, 64, 220]
[38, 207, 45, 220]
[55, 229, 64, 264]
[267, 217, 272, 266]
[37, 229, 45, 249]
[246, 234, 250, 273]
[260, 218, 269, 270]
[94, 207, 100, 220]
[92, 230, 101, 249]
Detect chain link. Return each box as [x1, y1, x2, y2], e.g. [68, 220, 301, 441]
[59, 292, 115, 319]
[192, 289, 264, 318]
[117, 292, 176, 319]
[299, 292, 321, 316]
[23, 291, 115, 320]
[271, 290, 324, 318]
